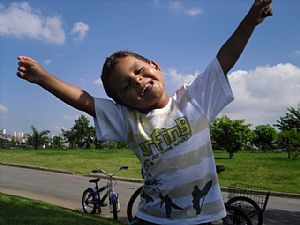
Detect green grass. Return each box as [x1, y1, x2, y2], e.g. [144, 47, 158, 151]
[0, 148, 141, 179]
[0, 149, 299, 194]
[0, 193, 126, 225]
[214, 151, 300, 194]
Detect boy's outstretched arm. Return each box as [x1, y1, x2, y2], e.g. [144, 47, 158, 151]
[217, 0, 272, 75]
[17, 56, 96, 117]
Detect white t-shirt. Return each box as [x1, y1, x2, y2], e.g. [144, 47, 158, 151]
[94, 58, 234, 224]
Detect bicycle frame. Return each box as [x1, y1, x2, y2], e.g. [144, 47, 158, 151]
[105, 175, 119, 212]
[82, 166, 128, 220]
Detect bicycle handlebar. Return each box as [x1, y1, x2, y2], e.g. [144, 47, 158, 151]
[120, 166, 129, 170]
[91, 166, 129, 176]
[91, 169, 105, 174]
[216, 165, 225, 173]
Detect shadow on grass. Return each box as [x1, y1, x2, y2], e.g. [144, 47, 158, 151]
[214, 157, 230, 160]
[264, 209, 300, 225]
[0, 194, 125, 225]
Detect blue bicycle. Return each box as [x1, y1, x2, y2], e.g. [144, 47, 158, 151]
[82, 166, 128, 220]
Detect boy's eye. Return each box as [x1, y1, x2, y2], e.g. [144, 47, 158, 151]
[135, 67, 143, 74]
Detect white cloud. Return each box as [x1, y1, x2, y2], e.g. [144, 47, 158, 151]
[44, 59, 52, 66]
[153, 0, 161, 9]
[169, 1, 184, 12]
[93, 78, 102, 86]
[0, 2, 65, 44]
[0, 104, 8, 113]
[293, 50, 300, 56]
[184, 8, 202, 17]
[164, 63, 300, 127]
[71, 22, 89, 42]
[223, 63, 300, 126]
[168, 1, 202, 17]
[62, 114, 80, 121]
[165, 68, 196, 94]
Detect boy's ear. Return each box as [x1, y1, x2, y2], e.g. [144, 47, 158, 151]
[150, 60, 161, 71]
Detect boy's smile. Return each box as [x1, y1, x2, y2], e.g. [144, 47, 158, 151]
[108, 56, 169, 112]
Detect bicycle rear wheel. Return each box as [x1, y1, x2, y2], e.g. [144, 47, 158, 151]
[82, 189, 97, 214]
[227, 196, 263, 225]
[127, 186, 143, 222]
[222, 204, 252, 225]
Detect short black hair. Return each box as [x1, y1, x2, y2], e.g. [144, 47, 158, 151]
[101, 50, 150, 104]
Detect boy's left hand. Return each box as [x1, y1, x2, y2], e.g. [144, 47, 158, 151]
[249, 0, 273, 25]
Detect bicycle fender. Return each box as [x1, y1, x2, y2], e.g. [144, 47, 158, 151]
[86, 187, 97, 198]
[110, 192, 118, 203]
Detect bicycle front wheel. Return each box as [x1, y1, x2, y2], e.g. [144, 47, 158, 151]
[227, 196, 263, 225]
[112, 201, 118, 220]
[82, 189, 97, 214]
[127, 186, 143, 222]
[222, 204, 252, 225]
[110, 192, 119, 220]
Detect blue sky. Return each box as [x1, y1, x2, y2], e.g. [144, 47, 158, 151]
[1, 0, 300, 136]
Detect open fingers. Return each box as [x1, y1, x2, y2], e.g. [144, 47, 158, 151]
[17, 55, 37, 74]
[16, 71, 24, 79]
[17, 55, 37, 62]
[254, 0, 272, 11]
[16, 64, 27, 79]
[253, 0, 273, 20]
[263, 4, 272, 17]
[254, 0, 272, 6]
[17, 56, 31, 79]
[17, 59, 29, 72]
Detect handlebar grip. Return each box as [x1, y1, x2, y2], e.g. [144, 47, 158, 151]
[120, 166, 129, 170]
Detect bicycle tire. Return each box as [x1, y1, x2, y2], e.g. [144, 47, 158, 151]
[112, 201, 118, 220]
[222, 204, 252, 225]
[127, 186, 143, 222]
[227, 196, 263, 225]
[82, 189, 97, 214]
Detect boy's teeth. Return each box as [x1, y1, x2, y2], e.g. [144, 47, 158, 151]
[142, 83, 150, 96]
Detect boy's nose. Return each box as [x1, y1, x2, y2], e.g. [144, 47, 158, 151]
[134, 75, 143, 85]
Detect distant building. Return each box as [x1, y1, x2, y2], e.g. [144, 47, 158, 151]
[0, 128, 29, 148]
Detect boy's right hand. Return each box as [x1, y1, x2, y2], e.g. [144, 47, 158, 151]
[17, 56, 46, 84]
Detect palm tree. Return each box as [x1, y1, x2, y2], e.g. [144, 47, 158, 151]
[27, 125, 50, 149]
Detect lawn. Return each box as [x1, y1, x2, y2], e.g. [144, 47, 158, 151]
[0, 149, 299, 194]
[0, 148, 141, 179]
[214, 151, 300, 194]
[0, 193, 126, 225]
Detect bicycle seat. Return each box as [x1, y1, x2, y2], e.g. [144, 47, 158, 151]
[89, 178, 100, 183]
[216, 165, 225, 173]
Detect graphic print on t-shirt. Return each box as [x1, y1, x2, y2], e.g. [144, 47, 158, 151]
[139, 116, 192, 158]
[136, 116, 213, 218]
[192, 180, 213, 215]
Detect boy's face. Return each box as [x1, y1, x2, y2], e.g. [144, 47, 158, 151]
[108, 56, 169, 112]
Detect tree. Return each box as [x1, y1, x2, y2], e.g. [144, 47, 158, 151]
[277, 129, 300, 159]
[62, 115, 95, 149]
[275, 106, 300, 159]
[211, 116, 253, 159]
[275, 106, 300, 131]
[51, 135, 64, 148]
[95, 140, 128, 149]
[253, 124, 277, 151]
[27, 125, 50, 149]
[73, 115, 95, 148]
[62, 129, 76, 148]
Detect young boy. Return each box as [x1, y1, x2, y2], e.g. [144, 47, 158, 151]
[17, 1, 272, 224]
